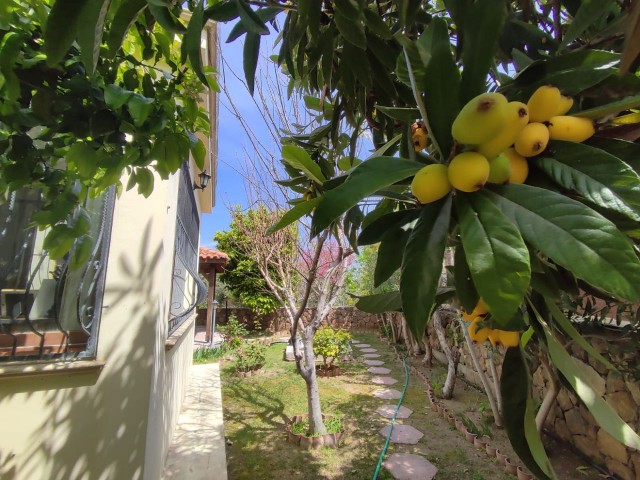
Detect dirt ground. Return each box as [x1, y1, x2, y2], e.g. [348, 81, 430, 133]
[405, 355, 608, 480]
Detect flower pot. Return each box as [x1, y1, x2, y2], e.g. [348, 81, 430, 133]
[286, 414, 345, 449]
[431, 403, 439, 413]
[437, 405, 446, 416]
[504, 458, 518, 475]
[486, 444, 497, 457]
[496, 449, 509, 466]
[446, 414, 456, 425]
[464, 429, 477, 443]
[455, 419, 465, 432]
[474, 435, 489, 450]
[516, 467, 533, 480]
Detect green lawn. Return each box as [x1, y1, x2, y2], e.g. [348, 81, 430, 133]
[220, 333, 513, 480]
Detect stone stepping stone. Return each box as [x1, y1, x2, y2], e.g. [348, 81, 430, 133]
[371, 388, 402, 400]
[351, 339, 362, 344]
[363, 353, 381, 358]
[355, 343, 371, 348]
[371, 376, 398, 386]
[379, 424, 424, 444]
[360, 348, 377, 353]
[367, 367, 391, 374]
[383, 453, 437, 480]
[364, 360, 385, 366]
[376, 405, 413, 419]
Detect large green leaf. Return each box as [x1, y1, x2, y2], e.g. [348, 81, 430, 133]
[536, 311, 640, 451]
[504, 50, 620, 100]
[374, 224, 413, 288]
[235, 0, 269, 35]
[453, 245, 478, 313]
[281, 145, 326, 185]
[456, 193, 530, 324]
[375, 106, 420, 122]
[267, 198, 320, 234]
[358, 209, 419, 246]
[486, 185, 640, 302]
[401, 195, 451, 339]
[501, 347, 557, 480]
[147, 3, 186, 34]
[459, 0, 506, 103]
[243, 32, 260, 95]
[226, 7, 280, 43]
[561, 0, 617, 50]
[543, 297, 615, 370]
[77, 0, 110, 73]
[44, 0, 90, 65]
[354, 291, 402, 313]
[422, 18, 460, 158]
[535, 141, 640, 222]
[184, 0, 208, 86]
[107, 0, 147, 58]
[334, 0, 366, 49]
[575, 95, 640, 120]
[312, 157, 423, 235]
[587, 138, 640, 174]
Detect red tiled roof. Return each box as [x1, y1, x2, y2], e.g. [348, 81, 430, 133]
[199, 247, 229, 264]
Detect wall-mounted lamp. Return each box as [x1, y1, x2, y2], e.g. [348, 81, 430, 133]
[193, 170, 212, 190]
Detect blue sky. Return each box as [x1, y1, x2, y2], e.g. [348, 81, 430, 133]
[199, 23, 275, 248]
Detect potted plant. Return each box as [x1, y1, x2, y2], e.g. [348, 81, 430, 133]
[286, 413, 345, 449]
[234, 341, 267, 376]
[313, 327, 351, 376]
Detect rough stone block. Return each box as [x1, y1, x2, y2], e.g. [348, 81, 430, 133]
[606, 391, 638, 423]
[556, 389, 574, 412]
[554, 418, 571, 442]
[605, 457, 634, 480]
[625, 379, 640, 406]
[606, 371, 627, 394]
[597, 428, 629, 464]
[565, 408, 587, 436]
[573, 434, 603, 462]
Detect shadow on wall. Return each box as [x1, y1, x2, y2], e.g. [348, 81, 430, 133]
[0, 222, 163, 480]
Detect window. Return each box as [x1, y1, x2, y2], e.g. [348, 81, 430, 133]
[0, 188, 115, 361]
[168, 163, 206, 334]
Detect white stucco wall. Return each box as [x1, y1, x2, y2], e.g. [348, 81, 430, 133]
[0, 168, 200, 479]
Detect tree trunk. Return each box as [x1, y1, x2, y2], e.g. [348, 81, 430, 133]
[536, 353, 560, 432]
[422, 330, 432, 366]
[300, 326, 327, 435]
[433, 308, 458, 399]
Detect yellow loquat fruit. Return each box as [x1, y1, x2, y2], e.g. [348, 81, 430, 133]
[448, 152, 490, 193]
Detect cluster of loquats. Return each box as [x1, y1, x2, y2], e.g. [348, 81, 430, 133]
[410, 86, 595, 205]
[462, 299, 520, 348]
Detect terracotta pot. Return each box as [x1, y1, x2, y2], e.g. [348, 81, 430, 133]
[437, 405, 446, 416]
[464, 429, 477, 443]
[504, 458, 518, 475]
[286, 414, 345, 449]
[474, 435, 489, 449]
[446, 414, 456, 425]
[431, 403, 439, 413]
[496, 449, 509, 466]
[455, 419, 465, 432]
[486, 444, 497, 457]
[516, 467, 533, 480]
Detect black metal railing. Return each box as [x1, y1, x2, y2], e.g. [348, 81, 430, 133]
[168, 163, 206, 333]
[0, 188, 115, 362]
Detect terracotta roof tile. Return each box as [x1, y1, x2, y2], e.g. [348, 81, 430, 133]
[199, 247, 229, 264]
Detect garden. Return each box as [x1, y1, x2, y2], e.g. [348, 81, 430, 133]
[195, 326, 605, 480]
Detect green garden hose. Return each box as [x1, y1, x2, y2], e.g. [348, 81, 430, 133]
[372, 353, 410, 480]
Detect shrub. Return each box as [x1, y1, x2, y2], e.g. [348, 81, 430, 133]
[235, 341, 267, 373]
[313, 327, 352, 369]
[193, 345, 228, 364]
[218, 315, 248, 349]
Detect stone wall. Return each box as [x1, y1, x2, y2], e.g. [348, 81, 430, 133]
[421, 313, 640, 480]
[213, 306, 381, 334]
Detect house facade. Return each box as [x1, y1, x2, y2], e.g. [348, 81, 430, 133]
[0, 25, 219, 480]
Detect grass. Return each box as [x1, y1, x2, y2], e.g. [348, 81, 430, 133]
[220, 333, 514, 480]
[193, 344, 228, 364]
